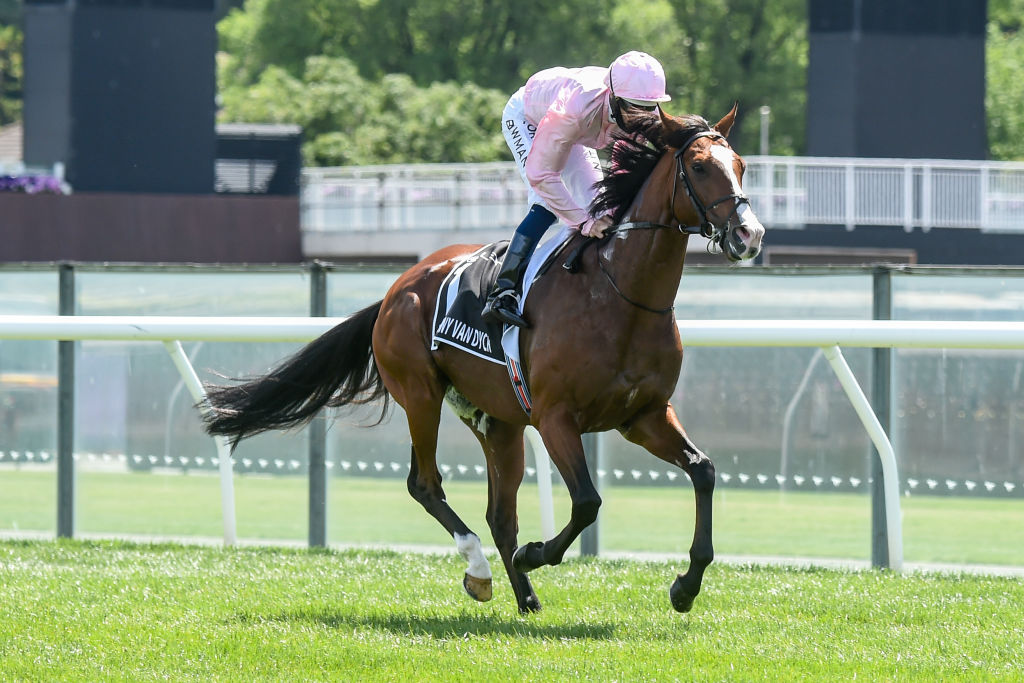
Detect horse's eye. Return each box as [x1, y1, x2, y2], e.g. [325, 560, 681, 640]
[691, 163, 706, 175]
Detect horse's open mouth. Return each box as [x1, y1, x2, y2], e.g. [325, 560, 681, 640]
[724, 225, 762, 262]
[723, 230, 746, 262]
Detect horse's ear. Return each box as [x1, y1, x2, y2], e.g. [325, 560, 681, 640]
[648, 108, 677, 146]
[658, 107, 678, 132]
[713, 101, 739, 138]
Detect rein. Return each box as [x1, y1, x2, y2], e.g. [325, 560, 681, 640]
[593, 129, 749, 314]
[595, 252, 674, 314]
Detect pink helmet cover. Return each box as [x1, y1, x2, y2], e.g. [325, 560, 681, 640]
[607, 51, 672, 104]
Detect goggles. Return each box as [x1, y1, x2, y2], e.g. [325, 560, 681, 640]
[620, 99, 659, 112]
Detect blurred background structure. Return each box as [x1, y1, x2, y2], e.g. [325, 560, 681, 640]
[2, 0, 1023, 265]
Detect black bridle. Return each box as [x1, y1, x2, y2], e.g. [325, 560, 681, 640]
[672, 130, 750, 239]
[611, 129, 750, 241]
[594, 129, 751, 314]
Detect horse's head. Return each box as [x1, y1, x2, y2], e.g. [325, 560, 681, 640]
[661, 104, 765, 262]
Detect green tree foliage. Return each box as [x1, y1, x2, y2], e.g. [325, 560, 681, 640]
[218, 0, 807, 163]
[987, 0, 1024, 160]
[217, 0, 1019, 164]
[661, 0, 806, 154]
[0, 23, 21, 126]
[218, 0, 613, 94]
[218, 55, 508, 165]
[0, 0, 21, 127]
[216, 0, 616, 165]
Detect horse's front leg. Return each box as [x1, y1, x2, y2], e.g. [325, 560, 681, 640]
[513, 409, 602, 573]
[621, 404, 715, 613]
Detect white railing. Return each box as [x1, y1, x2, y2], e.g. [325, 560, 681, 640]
[6, 315, 1024, 569]
[302, 162, 528, 233]
[301, 157, 1024, 234]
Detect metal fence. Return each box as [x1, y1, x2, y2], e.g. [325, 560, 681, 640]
[302, 162, 527, 233]
[301, 157, 1024, 233]
[2, 263, 1023, 565]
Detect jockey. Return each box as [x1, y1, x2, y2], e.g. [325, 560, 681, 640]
[481, 50, 672, 328]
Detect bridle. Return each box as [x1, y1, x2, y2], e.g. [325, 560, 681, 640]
[611, 129, 750, 242]
[596, 129, 751, 314]
[672, 130, 750, 240]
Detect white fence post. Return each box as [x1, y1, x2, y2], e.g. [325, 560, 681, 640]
[921, 163, 933, 232]
[844, 162, 856, 230]
[980, 166, 991, 230]
[163, 340, 237, 546]
[903, 165, 914, 232]
[525, 427, 556, 539]
[821, 345, 903, 571]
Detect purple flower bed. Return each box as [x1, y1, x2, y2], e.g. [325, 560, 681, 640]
[0, 175, 66, 194]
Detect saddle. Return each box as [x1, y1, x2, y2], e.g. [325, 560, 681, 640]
[430, 227, 578, 414]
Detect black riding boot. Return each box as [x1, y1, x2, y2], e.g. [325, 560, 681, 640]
[481, 232, 538, 328]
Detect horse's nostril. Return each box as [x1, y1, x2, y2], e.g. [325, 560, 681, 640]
[734, 225, 750, 241]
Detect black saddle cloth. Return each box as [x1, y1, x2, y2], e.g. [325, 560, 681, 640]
[432, 242, 508, 364]
[430, 233, 576, 363]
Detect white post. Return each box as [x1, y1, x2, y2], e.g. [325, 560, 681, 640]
[786, 160, 798, 227]
[921, 164, 933, 232]
[844, 162, 857, 231]
[759, 105, 771, 156]
[980, 166, 990, 230]
[903, 164, 914, 232]
[821, 345, 903, 570]
[163, 340, 237, 546]
[525, 426, 556, 539]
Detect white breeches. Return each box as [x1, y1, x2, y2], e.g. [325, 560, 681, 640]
[502, 87, 603, 219]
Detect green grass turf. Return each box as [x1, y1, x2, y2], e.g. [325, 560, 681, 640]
[1, 541, 1022, 681]
[2, 469, 1024, 566]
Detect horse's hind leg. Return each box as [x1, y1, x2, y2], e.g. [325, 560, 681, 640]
[621, 404, 715, 613]
[459, 415, 541, 613]
[374, 329, 493, 602]
[401, 392, 494, 602]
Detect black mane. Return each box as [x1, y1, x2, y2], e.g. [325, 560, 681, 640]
[590, 114, 714, 224]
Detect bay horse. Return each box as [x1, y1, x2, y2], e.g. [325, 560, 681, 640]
[203, 105, 765, 614]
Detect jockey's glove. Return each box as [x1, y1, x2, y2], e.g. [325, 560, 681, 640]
[580, 215, 614, 239]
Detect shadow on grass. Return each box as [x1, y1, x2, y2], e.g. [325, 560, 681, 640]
[235, 608, 617, 640]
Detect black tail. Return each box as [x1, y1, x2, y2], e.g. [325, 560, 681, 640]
[202, 300, 389, 446]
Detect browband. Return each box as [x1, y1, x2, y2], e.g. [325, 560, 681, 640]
[674, 130, 724, 159]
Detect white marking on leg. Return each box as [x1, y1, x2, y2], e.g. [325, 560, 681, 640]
[455, 532, 492, 579]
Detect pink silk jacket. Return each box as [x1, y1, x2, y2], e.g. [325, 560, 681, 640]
[521, 66, 618, 229]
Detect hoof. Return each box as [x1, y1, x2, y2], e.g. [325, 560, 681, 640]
[463, 573, 492, 602]
[512, 541, 544, 573]
[518, 596, 542, 614]
[669, 574, 697, 613]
